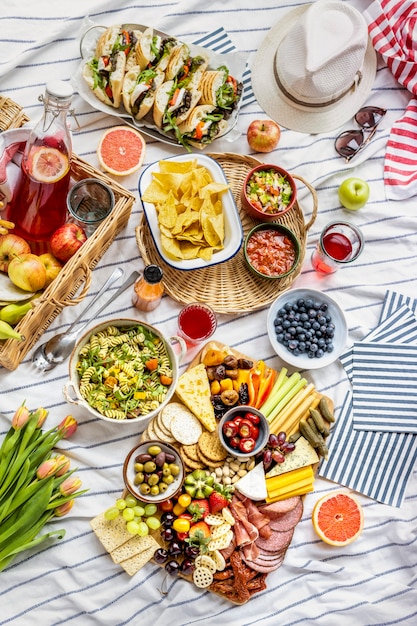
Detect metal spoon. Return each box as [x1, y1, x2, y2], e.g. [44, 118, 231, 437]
[32, 268, 139, 371]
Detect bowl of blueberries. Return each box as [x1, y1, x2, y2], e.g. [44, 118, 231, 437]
[267, 288, 348, 369]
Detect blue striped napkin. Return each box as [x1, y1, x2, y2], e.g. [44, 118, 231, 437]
[193, 27, 256, 107]
[320, 290, 417, 506]
[319, 390, 417, 507]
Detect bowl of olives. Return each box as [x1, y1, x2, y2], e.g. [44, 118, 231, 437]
[123, 441, 184, 504]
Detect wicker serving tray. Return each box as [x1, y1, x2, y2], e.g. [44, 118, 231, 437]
[136, 152, 318, 314]
[0, 96, 135, 370]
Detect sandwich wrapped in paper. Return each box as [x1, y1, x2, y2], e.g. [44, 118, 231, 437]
[135, 27, 178, 71]
[153, 78, 201, 131]
[200, 66, 243, 117]
[122, 66, 165, 119]
[177, 104, 228, 149]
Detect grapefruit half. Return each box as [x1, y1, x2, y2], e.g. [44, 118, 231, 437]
[312, 491, 364, 546]
[97, 126, 146, 176]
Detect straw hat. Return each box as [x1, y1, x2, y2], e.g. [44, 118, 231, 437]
[251, 0, 377, 134]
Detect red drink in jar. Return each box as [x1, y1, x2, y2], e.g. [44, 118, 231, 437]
[311, 221, 364, 274]
[9, 138, 70, 241]
[177, 303, 217, 346]
[322, 232, 353, 261]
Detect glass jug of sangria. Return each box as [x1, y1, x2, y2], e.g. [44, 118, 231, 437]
[8, 80, 73, 242]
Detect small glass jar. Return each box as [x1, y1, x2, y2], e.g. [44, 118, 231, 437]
[132, 265, 164, 312]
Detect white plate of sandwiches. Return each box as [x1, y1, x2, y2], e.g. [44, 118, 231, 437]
[74, 21, 248, 149]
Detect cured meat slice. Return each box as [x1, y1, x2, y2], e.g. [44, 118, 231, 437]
[220, 536, 236, 561]
[258, 496, 301, 517]
[255, 527, 294, 552]
[242, 541, 260, 563]
[241, 553, 284, 573]
[268, 498, 303, 533]
[256, 547, 287, 561]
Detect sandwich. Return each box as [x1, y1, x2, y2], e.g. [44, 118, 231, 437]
[152, 79, 201, 134]
[122, 66, 165, 120]
[177, 104, 228, 149]
[83, 25, 140, 108]
[135, 27, 177, 71]
[165, 43, 208, 89]
[199, 65, 243, 118]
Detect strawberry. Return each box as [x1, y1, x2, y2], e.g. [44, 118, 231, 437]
[209, 483, 232, 514]
[187, 498, 210, 521]
[186, 521, 211, 553]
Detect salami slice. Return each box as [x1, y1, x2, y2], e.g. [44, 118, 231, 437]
[258, 496, 301, 518]
[268, 498, 303, 532]
[255, 527, 294, 552]
[241, 553, 284, 573]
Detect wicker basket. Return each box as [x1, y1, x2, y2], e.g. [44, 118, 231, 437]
[136, 152, 318, 314]
[0, 97, 135, 370]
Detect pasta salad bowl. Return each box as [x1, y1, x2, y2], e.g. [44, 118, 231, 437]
[62, 318, 186, 427]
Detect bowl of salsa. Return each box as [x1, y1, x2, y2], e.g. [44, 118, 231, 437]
[241, 164, 297, 222]
[243, 223, 300, 279]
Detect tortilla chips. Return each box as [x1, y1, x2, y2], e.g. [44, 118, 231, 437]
[141, 159, 229, 261]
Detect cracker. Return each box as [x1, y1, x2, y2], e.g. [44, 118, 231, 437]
[155, 410, 176, 438]
[110, 533, 159, 564]
[208, 529, 234, 551]
[90, 512, 131, 552]
[210, 549, 226, 571]
[170, 405, 203, 445]
[193, 565, 214, 588]
[160, 402, 184, 430]
[205, 512, 226, 526]
[210, 522, 231, 539]
[179, 447, 205, 470]
[198, 431, 228, 462]
[196, 446, 224, 469]
[119, 544, 156, 576]
[152, 417, 177, 443]
[181, 443, 201, 462]
[195, 554, 217, 573]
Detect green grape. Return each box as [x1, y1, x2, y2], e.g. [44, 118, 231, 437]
[126, 520, 140, 535]
[133, 505, 145, 517]
[134, 516, 143, 524]
[125, 494, 138, 508]
[122, 507, 135, 522]
[144, 503, 157, 516]
[115, 498, 127, 510]
[137, 521, 149, 537]
[104, 507, 120, 521]
[146, 516, 161, 530]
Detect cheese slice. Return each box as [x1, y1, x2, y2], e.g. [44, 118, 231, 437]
[265, 436, 319, 478]
[235, 461, 267, 501]
[175, 363, 216, 432]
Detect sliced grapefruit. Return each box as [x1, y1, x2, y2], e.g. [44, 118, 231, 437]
[97, 126, 146, 176]
[30, 147, 69, 183]
[312, 490, 364, 546]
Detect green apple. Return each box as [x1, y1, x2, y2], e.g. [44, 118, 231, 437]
[338, 177, 370, 210]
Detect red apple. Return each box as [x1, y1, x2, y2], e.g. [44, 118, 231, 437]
[0, 233, 31, 272]
[247, 119, 281, 153]
[38, 253, 63, 287]
[8, 253, 47, 292]
[50, 223, 87, 263]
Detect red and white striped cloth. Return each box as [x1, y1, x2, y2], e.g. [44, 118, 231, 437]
[365, 0, 417, 200]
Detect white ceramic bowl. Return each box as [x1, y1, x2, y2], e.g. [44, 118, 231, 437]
[267, 288, 348, 370]
[138, 153, 243, 271]
[63, 319, 186, 427]
[123, 440, 184, 504]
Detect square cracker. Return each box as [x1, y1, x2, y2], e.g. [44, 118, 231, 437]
[120, 544, 157, 576]
[90, 512, 132, 552]
[110, 533, 159, 564]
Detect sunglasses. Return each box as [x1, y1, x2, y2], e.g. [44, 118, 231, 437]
[335, 106, 387, 162]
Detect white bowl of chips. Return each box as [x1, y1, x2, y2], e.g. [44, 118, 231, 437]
[138, 153, 243, 270]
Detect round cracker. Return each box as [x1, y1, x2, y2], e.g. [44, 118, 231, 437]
[198, 431, 228, 462]
[170, 407, 203, 445]
[160, 402, 185, 431]
[193, 565, 213, 588]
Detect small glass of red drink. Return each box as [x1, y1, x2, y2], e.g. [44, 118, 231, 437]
[177, 303, 217, 346]
[311, 221, 364, 274]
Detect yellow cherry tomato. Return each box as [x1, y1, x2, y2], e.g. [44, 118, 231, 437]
[172, 518, 191, 534]
[177, 493, 192, 508]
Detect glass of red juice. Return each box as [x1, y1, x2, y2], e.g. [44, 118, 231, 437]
[311, 221, 364, 274]
[177, 303, 217, 346]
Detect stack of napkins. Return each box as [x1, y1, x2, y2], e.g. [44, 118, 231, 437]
[319, 290, 417, 507]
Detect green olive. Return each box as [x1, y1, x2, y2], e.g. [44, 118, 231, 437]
[150, 485, 160, 496]
[143, 461, 156, 473]
[134, 472, 144, 485]
[134, 462, 144, 473]
[169, 463, 180, 476]
[164, 474, 174, 485]
[147, 445, 162, 457]
[148, 473, 160, 486]
[158, 482, 168, 493]
[162, 467, 171, 477]
[139, 483, 150, 495]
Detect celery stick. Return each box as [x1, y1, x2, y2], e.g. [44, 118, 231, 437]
[266, 377, 307, 424]
[259, 367, 288, 415]
[262, 371, 300, 418]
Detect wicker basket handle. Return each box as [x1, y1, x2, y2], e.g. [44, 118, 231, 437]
[292, 174, 318, 232]
[48, 263, 93, 308]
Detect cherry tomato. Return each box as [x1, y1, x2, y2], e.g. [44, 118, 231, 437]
[244, 411, 260, 425]
[173, 518, 191, 533]
[239, 437, 256, 454]
[177, 493, 192, 508]
[159, 499, 174, 513]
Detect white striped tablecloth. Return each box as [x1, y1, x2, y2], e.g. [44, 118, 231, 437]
[0, 1, 416, 625]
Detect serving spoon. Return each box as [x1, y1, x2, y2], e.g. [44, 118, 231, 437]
[32, 267, 139, 371]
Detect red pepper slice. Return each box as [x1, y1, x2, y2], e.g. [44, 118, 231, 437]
[238, 418, 255, 439]
[244, 412, 260, 425]
[239, 437, 256, 454]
